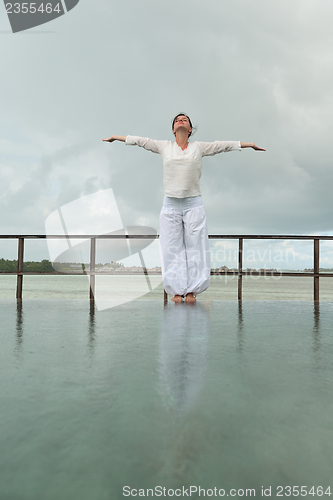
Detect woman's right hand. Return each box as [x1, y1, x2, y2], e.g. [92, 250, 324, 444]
[102, 136, 116, 142]
[102, 135, 126, 143]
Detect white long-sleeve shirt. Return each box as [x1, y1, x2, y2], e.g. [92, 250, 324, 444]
[125, 135, 241, 198]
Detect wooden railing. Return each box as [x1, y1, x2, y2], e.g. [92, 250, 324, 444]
[1, 234, 332, 302]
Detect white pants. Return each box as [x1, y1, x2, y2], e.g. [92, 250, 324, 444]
[159, 196, 211, 296]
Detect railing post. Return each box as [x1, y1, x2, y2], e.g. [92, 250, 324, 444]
[16, 237, 24, 300]
[238, 238, 243, 301]
[314, 238, 319, 302]
[90, 237, 96, 301]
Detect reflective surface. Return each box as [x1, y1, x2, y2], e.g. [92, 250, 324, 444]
[1, 299, 333, 499]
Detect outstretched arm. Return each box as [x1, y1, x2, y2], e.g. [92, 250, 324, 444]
[102, 135, 126, 143]
[241, 142, 266, 151]
[103, 135, 167, 154]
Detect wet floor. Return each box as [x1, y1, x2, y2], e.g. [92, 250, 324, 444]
[0, 299, 332, 499]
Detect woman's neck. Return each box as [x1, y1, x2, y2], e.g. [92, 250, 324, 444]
[175, 131, 189, 150]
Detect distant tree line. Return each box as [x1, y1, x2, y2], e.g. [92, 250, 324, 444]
[0, 258, 54, 272]
[304, 268, 333, 272]
[0, 259, 125, 273]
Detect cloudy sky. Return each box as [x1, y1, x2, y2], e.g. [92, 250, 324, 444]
[1, 0, 333, 269]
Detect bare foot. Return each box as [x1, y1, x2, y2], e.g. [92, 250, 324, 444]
[186, 293, 196, 303]
[171, 295, 183, 303]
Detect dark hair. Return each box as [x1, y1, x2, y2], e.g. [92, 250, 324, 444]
[172, 113, 195, 138]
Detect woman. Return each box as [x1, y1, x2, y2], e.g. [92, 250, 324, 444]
[103, 114, 265, 303]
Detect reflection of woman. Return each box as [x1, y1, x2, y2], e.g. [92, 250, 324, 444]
[103, 114, 265, 303]
[158, 302, 210, 413]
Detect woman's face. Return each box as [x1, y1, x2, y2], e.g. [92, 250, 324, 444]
[173, 115, 193, 137]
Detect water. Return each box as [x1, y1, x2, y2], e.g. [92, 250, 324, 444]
[1, 274, 333, 300]
[0, 298, 333, 499]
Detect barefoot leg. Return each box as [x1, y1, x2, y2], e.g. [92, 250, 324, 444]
[186, 293, 196, 303]
[171, 295, 183, 303]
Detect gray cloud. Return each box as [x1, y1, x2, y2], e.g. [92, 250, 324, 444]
[1, 0, 333, 263]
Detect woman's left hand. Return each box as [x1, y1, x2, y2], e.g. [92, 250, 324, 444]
[240, 142, 266, 150]
[252, 143, 266, 151]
